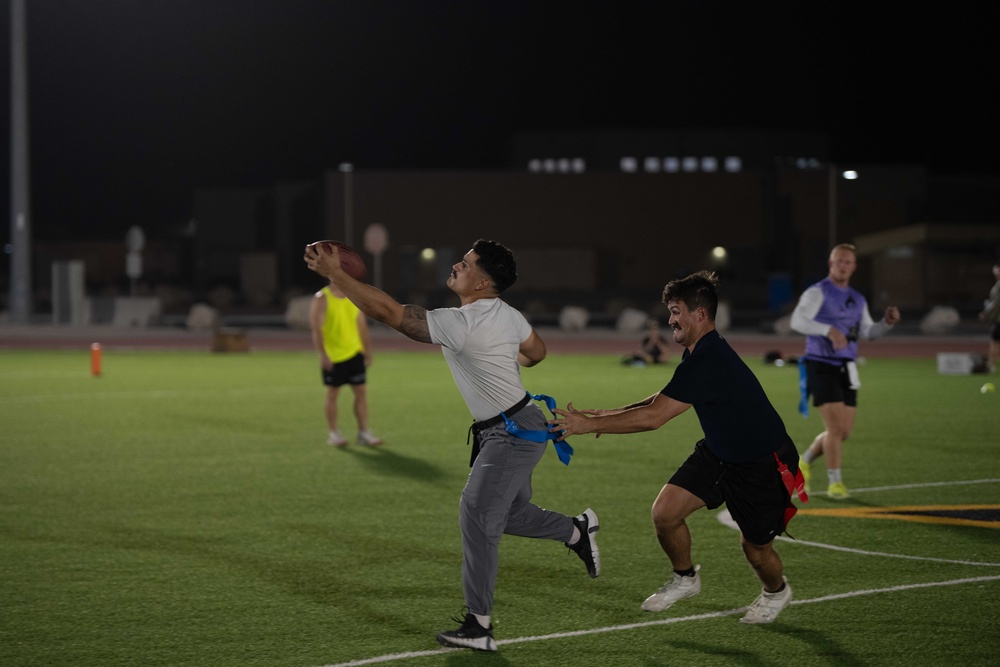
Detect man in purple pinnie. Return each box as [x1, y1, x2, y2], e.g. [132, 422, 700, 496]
[791, 243, 900, 499]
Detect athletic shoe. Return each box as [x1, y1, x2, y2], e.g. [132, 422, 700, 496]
[799, 459, 812, 493]
[641, 565, 701, 612]
[327, 431, 348, 447]
[740, 577, 792, 624]
[827, 482, 850, 499]
[357, 430, 383, 446]
[436, 611, 497, 652]
[565, 508, 601, 578]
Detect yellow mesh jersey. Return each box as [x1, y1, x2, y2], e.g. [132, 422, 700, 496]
[320, 287, 363, 363]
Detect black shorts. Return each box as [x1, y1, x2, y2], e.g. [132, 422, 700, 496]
[321, 352, 366, 387]
[805, 359, 857, 407]
[990, 322, 1000, 342]
[669, 439, 799, 545]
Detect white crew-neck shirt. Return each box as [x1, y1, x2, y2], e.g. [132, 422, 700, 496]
[426, 298, 532, 421]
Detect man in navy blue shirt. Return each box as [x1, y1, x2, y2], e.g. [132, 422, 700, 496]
[549, 271, 806, 624]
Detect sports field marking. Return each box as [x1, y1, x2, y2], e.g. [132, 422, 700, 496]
[319, 477, 1000, 666]
[715, 478, 1000, 567]
[853, 478, 1000, 493]
[316, 575, 1000, 667]
[717, 509, 1000, 567]
[798, 504, 1000, 529]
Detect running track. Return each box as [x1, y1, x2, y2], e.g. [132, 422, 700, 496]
[0, 323, 988, 359]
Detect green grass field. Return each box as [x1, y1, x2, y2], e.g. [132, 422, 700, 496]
[2, 347, 999, 667]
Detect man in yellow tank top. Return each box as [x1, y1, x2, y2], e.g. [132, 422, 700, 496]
[309, 281, 383, 446]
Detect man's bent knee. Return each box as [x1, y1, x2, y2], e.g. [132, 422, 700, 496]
[651, 484, 703, 526]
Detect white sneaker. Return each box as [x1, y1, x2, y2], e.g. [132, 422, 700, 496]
[641, 565, 701, 612]
[357, 430, 383, 446]
[327, 431, 348, 447]
[740, 577, 792, 624]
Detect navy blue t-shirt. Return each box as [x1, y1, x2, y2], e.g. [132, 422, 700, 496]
[661, 329, 789, 464]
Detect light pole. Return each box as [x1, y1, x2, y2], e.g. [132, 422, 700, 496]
[828, 163, 837, 248]
[9, 0, 32, 323]
[339, 162, 354, 247]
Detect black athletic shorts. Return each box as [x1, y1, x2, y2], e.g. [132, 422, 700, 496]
[805, 359, 857, 407]
[990, 322, 1000, 342]
[321, 352, 366, 387]
[668, 438, 799, 545]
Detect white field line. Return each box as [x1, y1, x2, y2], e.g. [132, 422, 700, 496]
[715, 477, 1000, 567]
[317, 575, 1000, 667]
[320, 477, 1000, 667]
[851, 478, 1000, 493]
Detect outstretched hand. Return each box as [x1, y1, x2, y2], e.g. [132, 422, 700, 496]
[548, 401, 602, 441]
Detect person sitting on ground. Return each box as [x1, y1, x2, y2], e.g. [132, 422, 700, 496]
[624, 318, 671, 366]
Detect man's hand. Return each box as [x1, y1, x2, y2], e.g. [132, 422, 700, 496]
[548, 402, 600, 441]
[884, 306, 901, 326]
[304, 243, 345, 282]
[828, 327, 849, 350]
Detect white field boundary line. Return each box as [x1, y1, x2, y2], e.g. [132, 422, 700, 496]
[317, 575, 1000, 667]
[851, 478, 1000, 493]
[320, 477, 1000, 667]
[716, 510, 1000, 567]
[716, 477, 1000, 568]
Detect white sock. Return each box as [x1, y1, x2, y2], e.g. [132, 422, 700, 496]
[801, 449, 816, 464]
[828, 469, 842, 484]
[569, 525, 581, 545]
[473, 613, 490, 628]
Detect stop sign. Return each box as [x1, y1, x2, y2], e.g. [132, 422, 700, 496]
[363, 223, 389, 255]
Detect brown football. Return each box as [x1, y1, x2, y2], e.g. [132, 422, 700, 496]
[312, 240, 367, 280]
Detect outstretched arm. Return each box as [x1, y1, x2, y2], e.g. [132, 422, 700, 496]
[305, 243, 432, 344]
[548, 393, 691, 441]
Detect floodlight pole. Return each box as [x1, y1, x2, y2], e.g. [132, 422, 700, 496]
[9, 0, 32, 323]
[828, 163, 837, 248]
[340, 162, 354, 247]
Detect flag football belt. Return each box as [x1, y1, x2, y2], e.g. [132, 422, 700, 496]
[774, 450, 809, 536]
[797, 358, 810, 417]
[468, 392, 574, 466]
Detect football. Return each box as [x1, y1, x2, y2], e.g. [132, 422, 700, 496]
[312, 240, 367, 280]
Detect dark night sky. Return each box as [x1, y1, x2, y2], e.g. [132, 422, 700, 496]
[1, 1, 996, 242]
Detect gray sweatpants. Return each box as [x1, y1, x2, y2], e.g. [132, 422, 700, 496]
[460, 403, 575, 615]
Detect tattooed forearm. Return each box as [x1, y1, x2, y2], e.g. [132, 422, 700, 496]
[400, 305, 433, 343]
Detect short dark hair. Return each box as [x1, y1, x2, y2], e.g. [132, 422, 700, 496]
[472, 239, 518, 293]
[662, 270, 719, 320]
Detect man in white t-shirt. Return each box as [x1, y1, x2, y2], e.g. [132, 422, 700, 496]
[305, 238, 599, 652]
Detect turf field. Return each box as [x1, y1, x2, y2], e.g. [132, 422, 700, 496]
[1, 347, 998, 666]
